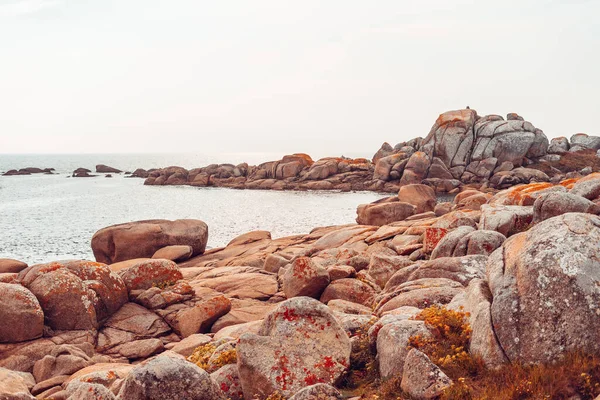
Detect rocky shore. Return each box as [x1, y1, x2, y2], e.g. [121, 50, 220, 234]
[2, 172, 600, 398]
[141, 109, 600, 193]
[5, 109, 600, 195]
[1, 108, 600, 399]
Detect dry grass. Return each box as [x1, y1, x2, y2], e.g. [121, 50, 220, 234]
[530, 149, 600, 175]
[347, 306, 600, 400]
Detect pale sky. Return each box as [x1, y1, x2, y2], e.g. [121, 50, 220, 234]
[0, 0, 598, 156]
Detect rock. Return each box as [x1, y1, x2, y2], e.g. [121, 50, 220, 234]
[211, 303, 276, 333]
[422, 227, 448, 254]
[167, 333, 212, 357]
[400, 152, 431, 185]
[548, 137, 570, 154]
[430, 226, 476, 259]
[288, 384, 343, 400]
[117, 355, 223, 400]
[367, 253, 413, 289]
[32, 343, 94, 382]
[91, 219, 208, 264]
[372, 142, 394, 164]
[97, 302, 171, 352]
[95, 164, 122, 173]
[570, 133, 600, 150]
[398, 255, 486, 287]
[211, 364, 243, 400]
[0, 367, 35, 400]
[60, 260, 129, 322]
[157, 294, 231, 337]
[263, 253, 290, 274]
[452, 230, 506, 257]
[487, 213, 600, 363]
[0, 259, 28, 274]
[434, 202, 452, 216]
[421, 109, 478, 170]
[400, 349, 453, 399]
[17, 262, 100, 330]
[72, 168, 95, 177]
[397, 184, 436, 214]
[571, 177, 600, 200]
[533, 191, 598, 223]
[30, 375, 68, 396]
[377, 319, 432, 379]
[151, 245, 193, 262]
[356, 201, 416, 226]
[63, 362, 133, 391]
[376, 281, 463, 314]
[0, 283, 44, 343]
[479, 204, 533, 237]
[118, 259, 183, 292]
[237, 297, 351, 398]
[282, 257, 330, 299]
[67, 382, 116, 399]
[326, 299, 372, 315]
[454, 279, 508, 369]
[320, 279, 377, 308]
[190, 267, 278, 300]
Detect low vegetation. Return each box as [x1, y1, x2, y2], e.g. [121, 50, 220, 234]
[343, 305, 600, 400]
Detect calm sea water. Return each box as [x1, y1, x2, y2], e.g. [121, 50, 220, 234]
[0, 153, 384, 265]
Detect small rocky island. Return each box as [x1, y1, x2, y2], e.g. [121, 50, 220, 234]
[1, 108, 600, 400]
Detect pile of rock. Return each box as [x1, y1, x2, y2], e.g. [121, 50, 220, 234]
[2, 168, 55, 176]
[2, 169, 600, 399]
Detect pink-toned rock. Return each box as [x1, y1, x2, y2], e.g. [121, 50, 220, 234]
[0, 367, 35, 399]
[289, 384, 343, 400]
[33, 343, 94, 382]
[18, 263, 98, 330]
[118, 259, 183, 292]
[97, 302, 171, 352]
[151, 245, 193, 262]
[397, 184, 437, 214]
[401, 349, 453, 399]
[117, 355, 222, 400]
[211, 303, 276, 333]
[211, 364, 244, 400]
[91, 219, 208, 264]
[487, 213, 600, 363]
[237, 297, 351, 398]
[326, 265, 356, 281]
[356, 201, 416, 226]
[214, 320, 263, 341]
[0, 283, 44, 343]
[320, 279, 377, 308]
[0, 258, 28, 273]
[167, 334, 211, 357]
[282, 257, 330, 299]
[422, 227, 448, 254]
[227, 230, 271, 246]
[157, 295, 231, 337]
[191, 268, 278, 300]
[377, 320, 432, 379]
[367, 253, 413, 289]
[61, 260, 129, 322]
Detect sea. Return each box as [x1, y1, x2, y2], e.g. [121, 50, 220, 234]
[0, 153, 386, 265]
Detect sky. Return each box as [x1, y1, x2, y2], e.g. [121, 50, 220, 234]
[0, 0, 598, 157]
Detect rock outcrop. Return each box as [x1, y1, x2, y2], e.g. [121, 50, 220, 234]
[91, 219, 208, 264]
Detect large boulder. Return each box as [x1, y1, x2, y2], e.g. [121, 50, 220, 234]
[91, 219, 208, 264]
[400, 349, 452, 399]
[421, 109, 478, 169]
[117, 354, 223, 400]
[18, 262, 103, 330]
[95, 164, 122, 173]
[282, 257, 330, 299]
[0, 283, 44, 343]
[570, 133, 600, 150]
[118, 259, 183, 292]
[356, 200, 416, 226]
[532, 191, 598, 223]
[377, 319, 432, 379]
[451, 230, 506, 257]
[237, 297, 351, 398]
[487, 213, 600, 363]
[397, 184, 436, 214]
